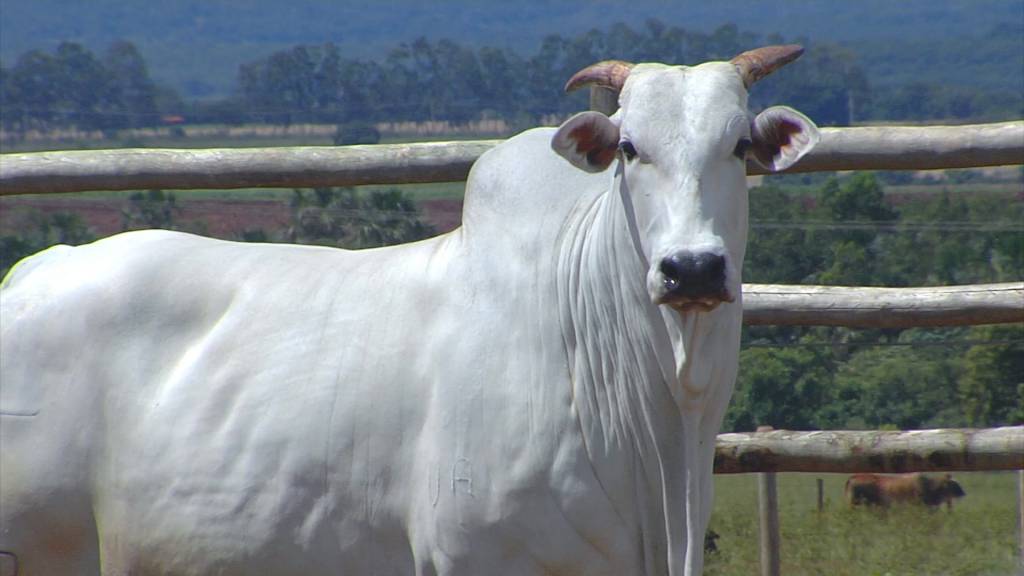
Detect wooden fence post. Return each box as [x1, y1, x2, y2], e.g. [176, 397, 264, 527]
[1018, 470, 1023, 571]
[816, 478, 824, 513]
[589, 86, 618, 115]
[0, 552, 15, 576]
[757, 425, 781, 576]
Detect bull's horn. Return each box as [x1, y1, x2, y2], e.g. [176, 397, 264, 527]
[730, 45, 804, 88]
[564, 60, 635, 93]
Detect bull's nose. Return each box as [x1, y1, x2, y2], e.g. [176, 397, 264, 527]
[658, 251, 728, 301]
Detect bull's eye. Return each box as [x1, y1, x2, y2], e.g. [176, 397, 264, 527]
[619, 141, 638, 161]
[733, 138, 753, 159]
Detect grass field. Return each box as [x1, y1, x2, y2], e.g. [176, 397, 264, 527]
[705, 471, 1021, 575]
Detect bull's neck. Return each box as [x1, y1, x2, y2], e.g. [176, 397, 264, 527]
[556, 169, 690, 573]
[557, 172, 681, 451]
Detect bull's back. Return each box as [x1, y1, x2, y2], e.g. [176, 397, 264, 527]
[876, 474, 924, 504]
[845, 473, 950, 508]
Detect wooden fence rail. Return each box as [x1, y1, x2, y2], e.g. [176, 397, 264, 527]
[742, 282, 1024, 327]
[1, 121, 1021, 195]
[713, 426, 1024, 474]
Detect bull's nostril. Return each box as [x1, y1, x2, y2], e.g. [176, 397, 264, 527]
[659, 258, 681, 290]
[697, 252, 725, 278]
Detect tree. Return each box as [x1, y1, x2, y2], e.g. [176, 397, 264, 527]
[821, 172, 896, 223]
[477, 47, 526, 120]
[828, 345, 964, 429]
[745, 185, 823, 284]
[239, 46, 320, 125]
[0, 210, 96, 280]
[121, 190, 182, 231]
[811, 173, 898, 285]
[287, 187, 435, 249]
[958, 325, 1024, 426]
[3, 41, 178, 134]
[53, 42, 118, 132]
[103, 40, 159, 128]
[6, 49, 62, 132]
[745, 41, 869, 126]
[431, 39, 485, 123]
[0, 64, 16, 133]
[726, 345, 834, 431]
[313, 43, 344, 120]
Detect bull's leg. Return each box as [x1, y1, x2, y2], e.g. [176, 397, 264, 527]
[691, 356, 737, 575]
[0, 420, 101, 575]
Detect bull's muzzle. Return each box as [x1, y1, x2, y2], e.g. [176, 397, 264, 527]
[656, 250, 734, 311]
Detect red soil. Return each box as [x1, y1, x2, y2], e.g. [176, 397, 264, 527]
[0, 196, 465, 241]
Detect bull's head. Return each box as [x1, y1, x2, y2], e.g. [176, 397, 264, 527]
[552, 46, 819, 312]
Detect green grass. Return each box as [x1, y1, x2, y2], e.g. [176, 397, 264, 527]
[706, 471, 1021, 576]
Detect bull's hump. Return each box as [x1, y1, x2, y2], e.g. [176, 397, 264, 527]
[461, 127, 607, 241]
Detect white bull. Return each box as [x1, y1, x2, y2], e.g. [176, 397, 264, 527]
[0, 46, 818, 575]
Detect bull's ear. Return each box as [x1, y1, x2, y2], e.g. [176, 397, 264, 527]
[750, 106, 819, 172]
[551, 111, 620, 173]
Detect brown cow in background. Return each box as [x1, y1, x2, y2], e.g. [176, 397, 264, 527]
[845, 473, 966, 509]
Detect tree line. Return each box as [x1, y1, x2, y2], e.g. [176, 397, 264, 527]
[729, 173, 1022, 432]
[1, 41, 181, 134]
[3, 20, 1022, 136]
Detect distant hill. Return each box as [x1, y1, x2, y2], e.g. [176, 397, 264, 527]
[1, 0, 1022, 98]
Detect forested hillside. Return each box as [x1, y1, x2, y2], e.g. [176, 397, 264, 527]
[3, 19, 1022, 138]
[2, 0, 1021, 99]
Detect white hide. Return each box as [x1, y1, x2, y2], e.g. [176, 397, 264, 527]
[0, 60, 816, 576]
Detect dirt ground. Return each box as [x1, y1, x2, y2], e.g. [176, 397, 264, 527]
[0, 196, 465, 240]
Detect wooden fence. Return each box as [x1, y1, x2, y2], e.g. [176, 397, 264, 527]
[1, 121, 1022, 195]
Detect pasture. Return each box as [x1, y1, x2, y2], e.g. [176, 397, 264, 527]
[705, 471, 1020, 575]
